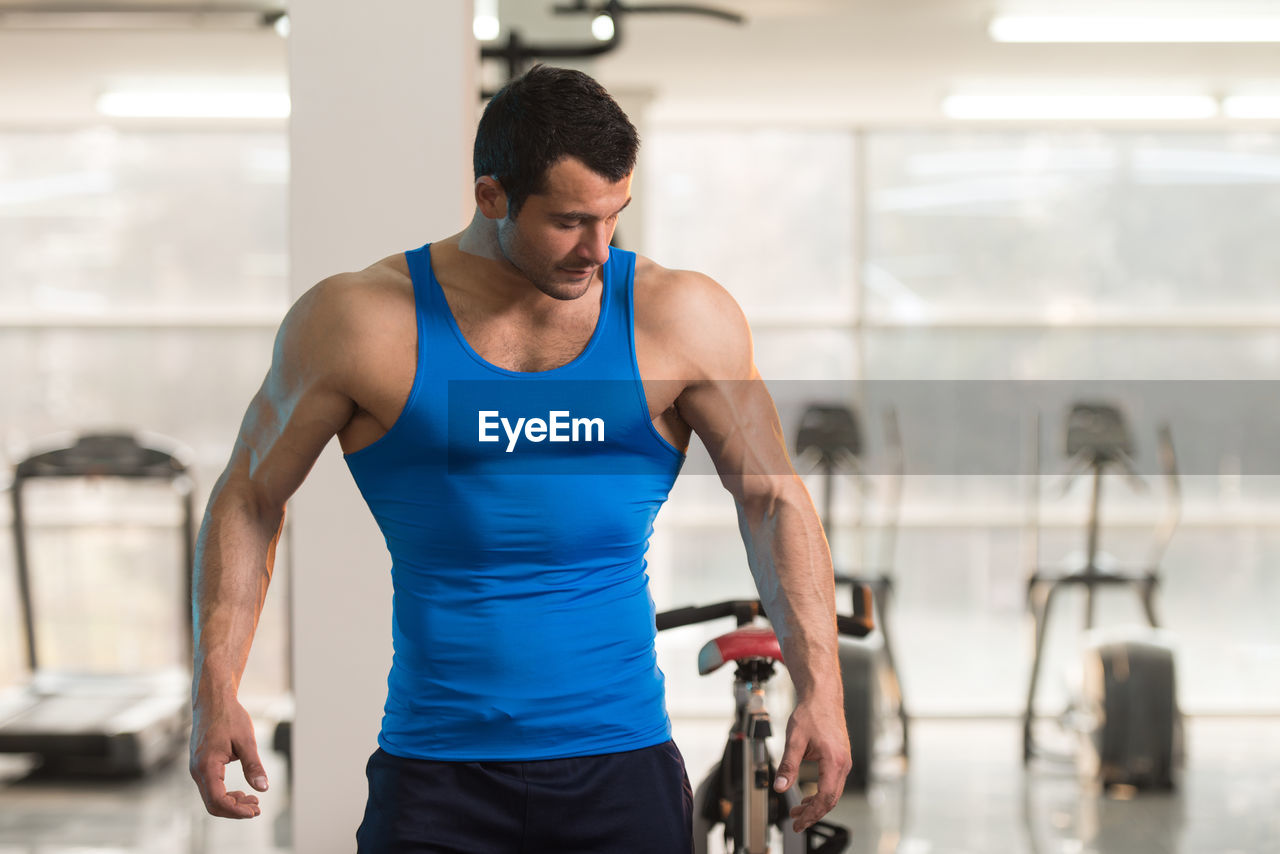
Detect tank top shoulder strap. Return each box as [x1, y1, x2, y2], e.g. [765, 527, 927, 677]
[404, 242, 441, 324]
[586, 246, 638, 374]
[403, 242, 473, 372]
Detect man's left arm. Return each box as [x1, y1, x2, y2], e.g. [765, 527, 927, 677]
[670, 273, 850, 832]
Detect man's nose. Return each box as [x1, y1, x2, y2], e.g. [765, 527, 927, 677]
[578, 223, 611, 266]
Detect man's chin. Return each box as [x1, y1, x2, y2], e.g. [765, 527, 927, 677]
[542, 269, 596, 299]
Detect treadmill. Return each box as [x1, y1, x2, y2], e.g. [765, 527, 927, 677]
[0, 432, 195, 776]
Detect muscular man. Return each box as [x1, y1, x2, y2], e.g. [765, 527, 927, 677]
[190, 65, 849, 852]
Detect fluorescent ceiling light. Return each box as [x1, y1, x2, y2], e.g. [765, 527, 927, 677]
[943, 94, 1218, 120]
[0, 9, 277, 30]
[97, 91, 291, 119]
[990, 14, 1280, 42]
[1223, 95, 1280, 118]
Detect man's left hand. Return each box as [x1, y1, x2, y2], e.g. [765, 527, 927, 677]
[772, 695, 851, 832]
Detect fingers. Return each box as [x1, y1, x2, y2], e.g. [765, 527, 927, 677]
[772, 711, 852, 833]
[226, 790, 264, 818]
[237, 737, 271, 794]
[773, 732, 806, 794]
[211, 789, 262, 819]
[193, 771, 264, 818]
[191, 756, 263, 819]
[189, 724, 268, 819]
[787, 750, 851, 832]
[789, 786, 841, 831]
[815, 741, 849, 806]
[788, 787, 841, 833]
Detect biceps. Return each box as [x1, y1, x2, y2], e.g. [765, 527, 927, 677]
[680, 378, 795, 496]
[229, 375, 355, 511]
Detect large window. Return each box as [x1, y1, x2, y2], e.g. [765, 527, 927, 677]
[644, 129, 857, 329]
[644, 127, 1280, 715]
[865, 132, 1280, 322]
[1, 129, 287, 314]
[0, 129, 290, 703]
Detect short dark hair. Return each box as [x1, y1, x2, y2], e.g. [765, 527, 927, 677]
[474, 65, 639, 218]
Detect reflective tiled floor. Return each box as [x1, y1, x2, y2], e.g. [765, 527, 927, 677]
[1, 717, 1277, 853]
[0, 738, 291, 854]
[824, 718, 1280, 854]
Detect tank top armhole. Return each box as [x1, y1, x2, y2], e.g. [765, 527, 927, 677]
[343, 244, 431, 462]
[621, 252, 685, 462]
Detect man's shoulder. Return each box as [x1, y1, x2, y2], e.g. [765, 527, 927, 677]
[297, 253, 414, 327]
[278, 252, 417, 369]
[632, 255, 752, 378]
[633, 256, 743, 324]
[320, 252, 412, 303]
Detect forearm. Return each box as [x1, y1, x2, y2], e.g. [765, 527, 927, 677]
[735, 478, 840, 702]
[191, 476, 283, 707]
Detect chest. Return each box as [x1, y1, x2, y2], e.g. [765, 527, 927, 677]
[344, 277, 691, 455]
[452, 303, 600, 374]
[448, 289, 690, 449]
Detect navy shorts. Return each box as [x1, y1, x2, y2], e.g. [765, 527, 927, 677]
[355, 740, 694, 854]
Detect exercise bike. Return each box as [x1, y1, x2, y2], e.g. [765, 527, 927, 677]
[1022, 402, 1184, 790]
[657, 595, 874, 854]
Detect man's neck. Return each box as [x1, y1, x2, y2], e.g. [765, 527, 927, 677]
[439, 214, 576, 315]
[455, 209, 504, 262]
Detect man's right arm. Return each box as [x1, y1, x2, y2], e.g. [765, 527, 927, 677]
[189, 277, 360, 819]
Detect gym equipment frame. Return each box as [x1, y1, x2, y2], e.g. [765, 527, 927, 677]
[658, 595, 873, 854]
[1022, 403, 1184, 790]
[0, 432, 195, 776]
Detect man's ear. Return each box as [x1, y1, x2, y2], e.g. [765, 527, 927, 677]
[475, 176, 509, 220]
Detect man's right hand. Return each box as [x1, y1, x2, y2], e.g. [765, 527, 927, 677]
[190, 695, 269, 819]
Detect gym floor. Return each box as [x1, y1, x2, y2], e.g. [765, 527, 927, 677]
[0, 716, 1276, 853]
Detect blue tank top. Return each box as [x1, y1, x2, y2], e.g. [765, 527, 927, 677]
[344, 243, 685, 761]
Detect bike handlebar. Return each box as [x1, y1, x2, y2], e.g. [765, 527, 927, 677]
[655, 600, 762, 631]
[655, 586, 874, 639]
[836, 612, 874, 638]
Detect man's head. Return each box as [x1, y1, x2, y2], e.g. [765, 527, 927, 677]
[473, 65, 639, 220]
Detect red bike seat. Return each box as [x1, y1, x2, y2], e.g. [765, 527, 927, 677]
[697, 626, 785, 675]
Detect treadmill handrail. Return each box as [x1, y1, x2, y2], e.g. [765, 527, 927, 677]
[13, 431, 191, 482]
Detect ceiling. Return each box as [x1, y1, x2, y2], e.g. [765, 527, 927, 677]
[0, 0, 281, 9]
[0, 0, 1278, 125]
[586, 0, 1280, 123]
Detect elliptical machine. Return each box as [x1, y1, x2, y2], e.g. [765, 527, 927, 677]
[1022, 402, 1184, 790]
[793, 403, 908, 791]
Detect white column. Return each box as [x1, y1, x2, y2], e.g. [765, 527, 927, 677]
[287, 3, 474, 851]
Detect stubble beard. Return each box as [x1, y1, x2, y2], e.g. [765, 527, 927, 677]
[496, 224, 592, 302]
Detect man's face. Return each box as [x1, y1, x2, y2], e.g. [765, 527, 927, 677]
[495, 157, 632, 301]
